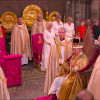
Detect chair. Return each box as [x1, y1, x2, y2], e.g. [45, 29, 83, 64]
[32, 34, 44, 70]
[0, 37, 22, 87]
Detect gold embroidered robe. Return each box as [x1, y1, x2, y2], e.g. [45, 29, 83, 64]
[0, 67, 10, 100]
[44, 36, 72, 95]
[11, 23, 32, 60]
[58, 52, 89, 100]
[31, 19, 46, 35]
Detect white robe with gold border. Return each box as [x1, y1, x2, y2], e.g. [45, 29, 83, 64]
[41, 29, 55, 71]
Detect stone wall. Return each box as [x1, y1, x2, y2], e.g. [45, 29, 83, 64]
[0, 0, 66, 20]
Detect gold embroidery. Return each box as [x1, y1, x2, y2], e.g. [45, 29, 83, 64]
[0, 28, 3, 38]
[56, 37, 68, 61]
[36, 20, 44, 33]
[38, 36, 42, 44]
[17, 24, 27, 54]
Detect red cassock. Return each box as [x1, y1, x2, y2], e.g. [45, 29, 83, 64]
[0, 27, 6, 38]
[76, 25, 86, 39]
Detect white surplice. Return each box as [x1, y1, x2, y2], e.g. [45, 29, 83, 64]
[19, 25, 28, 65]
[41, 29, 55, 71]
[64, 23, 75, 38]
[52, 21, 63, 36]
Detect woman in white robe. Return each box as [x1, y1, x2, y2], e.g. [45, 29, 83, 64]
[52, 14, 63, 36]
[64, 17, 75, 38]
[41, 21, 55, 71]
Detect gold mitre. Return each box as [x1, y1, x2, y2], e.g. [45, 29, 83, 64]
[72, 36, 83, 49]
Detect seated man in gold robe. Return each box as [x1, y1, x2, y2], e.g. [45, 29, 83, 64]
[31, 13, 46, 35]
[44, 27, 73, 95]
[48, 38, 89, 100]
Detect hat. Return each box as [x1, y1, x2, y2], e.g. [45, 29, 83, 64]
[72, 36, 83, 49]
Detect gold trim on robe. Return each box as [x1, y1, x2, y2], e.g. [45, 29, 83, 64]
[0, 28, 3, 38]
[11, 23, 32, 60]
[58, 52, 89, 100]
[44, 36, 72, 95]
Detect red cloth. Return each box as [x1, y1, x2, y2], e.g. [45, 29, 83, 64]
[1, 27, 6, 38]
[76, 26, 86, 39]
[35, 94, 58, 100]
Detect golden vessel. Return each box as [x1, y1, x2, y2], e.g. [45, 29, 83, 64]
[23, 5, 43, 27]
[49, 11, 60, 22]
[1, 12, 17, 29]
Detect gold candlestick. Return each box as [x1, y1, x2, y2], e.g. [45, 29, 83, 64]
[45, 9, 49, 22]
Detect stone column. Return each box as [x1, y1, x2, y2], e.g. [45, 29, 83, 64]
[85, 0, 90, 19]
[75, 0, 81, 29]
[66, 0, 71, 19]
[90, 0, 100, 23]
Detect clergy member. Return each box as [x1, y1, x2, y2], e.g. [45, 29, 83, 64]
[31, 13, 46, 35]
[48, 38, 89, 100]
[11, 16, 32, 65]
[0, 66, 10, 100]
[0, 22, 6, 38]
[44, 27, 72, 95]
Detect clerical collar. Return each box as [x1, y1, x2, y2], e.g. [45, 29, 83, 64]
[19, 25, 22, 27]
[18, 23, 22, 25]
[60, 38, 65, 41]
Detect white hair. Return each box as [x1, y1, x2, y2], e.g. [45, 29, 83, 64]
[58, 27, 66, 33]
[46, 21, 53, 29]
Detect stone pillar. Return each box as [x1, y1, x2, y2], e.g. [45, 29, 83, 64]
[75, 0, 81, 29]
[81, 0, 86, 20]
[66, 0, 71, 19]
[90, 0, 100, 23]
[85, 0, 90, 19]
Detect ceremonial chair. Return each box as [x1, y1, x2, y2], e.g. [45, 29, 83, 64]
[67, 48, 99, 89]
[0, 37, 22, 87]
[32, 34, 44, 70]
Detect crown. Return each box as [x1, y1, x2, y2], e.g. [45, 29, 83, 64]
[72, 36, 83, 49]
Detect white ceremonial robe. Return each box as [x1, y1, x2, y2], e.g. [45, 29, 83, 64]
[19, 25, 28, 65]
[64, 23, 75, 38]
[52, 21, 63, 36]
[41, 29, 55, 71]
